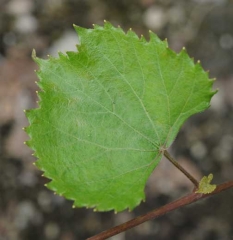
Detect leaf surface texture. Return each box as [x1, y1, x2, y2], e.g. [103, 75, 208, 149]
[26, 22, 216, 211]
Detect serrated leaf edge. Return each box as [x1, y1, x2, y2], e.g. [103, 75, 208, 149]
[25, 20, 217, 212]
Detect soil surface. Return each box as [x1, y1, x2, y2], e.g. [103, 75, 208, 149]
[1, 1, 233, 240]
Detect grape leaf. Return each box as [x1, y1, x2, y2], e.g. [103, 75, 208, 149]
[25, 21, 216, 212]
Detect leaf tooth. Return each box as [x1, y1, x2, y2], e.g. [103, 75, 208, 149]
[140, 34, 146, 43]
[73, 24, 80, 33]
[58, 51, 67, 59]
[32, 151, 39, 158]
[73, 25, 88, 43]
[35, 160, 46, 172]
[204, 69, 210, 76]
[92, 23, 102, 30]
[104, 20, 114, 29]
[180, 51, 195, 66]
[194, 60, 204, 72]
[32, 48, 37, 59]
[179, 46, 188, 57]
[163, 38, 168, 47]
[149, 30, 161, 44]
[114, 25, 125, 35]
[210, 89, 218, 97]
[66, 51, 78, 60]
[23, 125, 30, 135]
[210, 77, 217, 82]
[166, 47, 176, 58]
[47, 181, 58, 192]
[35, 92, 45, 108]
[127, 28, 138, 39]
[24, 139, 35, 151]
[32, 50, 48, 70]
[207, 78, 216, 87]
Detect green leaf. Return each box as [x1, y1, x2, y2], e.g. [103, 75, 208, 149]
[25, 21, 216, 212]
[196, 174, 217, 194]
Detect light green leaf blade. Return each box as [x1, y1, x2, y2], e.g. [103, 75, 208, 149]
[25, 21, 216, 212]
[196, 173, 217, 194]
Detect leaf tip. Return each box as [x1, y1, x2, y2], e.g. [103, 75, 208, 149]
[140, 34, 146, 42]
[32, 49, 36, 59]
[163, 38, 168, 47]
[103, 20, 114, 29]
[149, 30, 160, 43]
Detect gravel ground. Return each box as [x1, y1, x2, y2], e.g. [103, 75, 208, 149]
[0, 0, 233, 240]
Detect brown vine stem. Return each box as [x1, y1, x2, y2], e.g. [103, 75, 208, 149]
[87, 181, 233, 240]
[163, 150, 199, 188]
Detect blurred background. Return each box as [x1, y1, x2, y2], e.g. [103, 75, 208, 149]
[0, 0, 233, 239]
